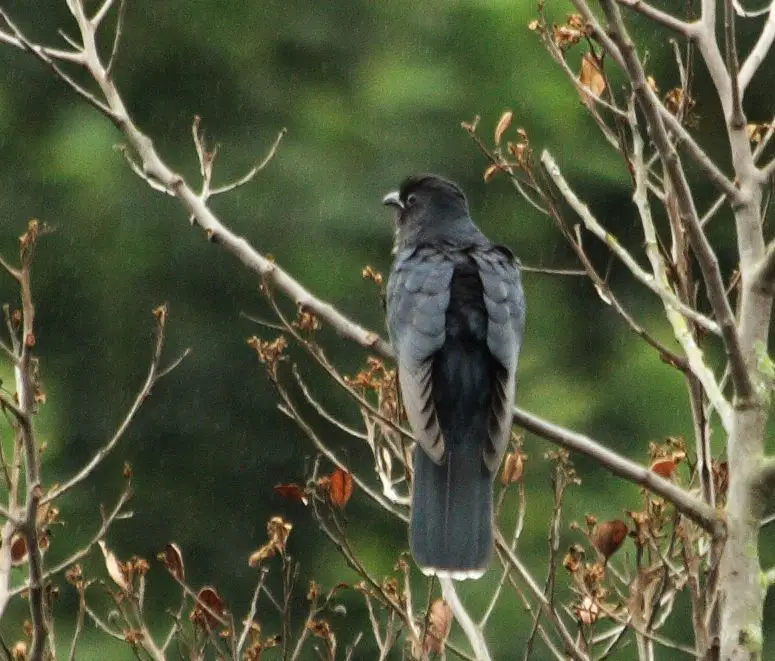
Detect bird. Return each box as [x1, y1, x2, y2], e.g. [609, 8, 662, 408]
[383, 173, 525, 580]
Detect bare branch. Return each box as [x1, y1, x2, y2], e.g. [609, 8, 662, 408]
[210, 128, 288, 197]
[0, 24, 83, 62]
[0, 10, 114, 118]
[614, 0, 697, 36]
[105, 0, 126, 76]
[658, 105, 741, 202]
[43, 309, 184, 505]
[91, 0, 117, 27]
[599, 0, 755, 403]
[540, 150, 722, 338]
[723, 0, 746, 129]
[738, 4, 775, 92]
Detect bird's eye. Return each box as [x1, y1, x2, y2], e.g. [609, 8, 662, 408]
[406, 193, 417, 207]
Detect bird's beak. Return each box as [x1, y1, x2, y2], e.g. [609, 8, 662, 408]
[382, 191, 403, 210]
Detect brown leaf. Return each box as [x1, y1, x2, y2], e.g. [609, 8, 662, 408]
[494, 111, 513, 146]
[249, 516, 293, 567]
[159, 542, 185, 581]
[274, 483, 309, 506]
[500, 451, 525, 485]
[10, 533, 27, 567]
[650, 457, 676, 478]
[192, 586, 226, 630]
[328, 469, 354, 508]
[578, 52, 606, 110]
[592, 520, 628, 559]
[425, 599, 453, 654]
[483, 164, 501, 183]
[98, 540, 130, 591]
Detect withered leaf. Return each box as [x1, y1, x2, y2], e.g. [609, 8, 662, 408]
[424, 599, 453, 655]
[328, 469, 354, 508]
[274, 483, 309, 506]
[650, 457, 677, 478]
[592, 520, 628, 559]
[579, 52, 606, 109]
[500, 451, 525, 485]
[494, 111, 513, 146]
[483, 164, 501, 183]
[249, 516, 293, 567]
[192, 586, 226, 630]
[10, 533, 27, 567]
[159, 542, 185, 581]
[98, 540, 130, 592]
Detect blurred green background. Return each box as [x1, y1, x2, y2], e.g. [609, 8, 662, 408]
[0, 0, 773, 658]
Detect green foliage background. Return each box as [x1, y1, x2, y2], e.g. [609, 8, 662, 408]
[0, 0, 773, 658]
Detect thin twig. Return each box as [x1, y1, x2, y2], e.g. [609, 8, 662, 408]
[540, 150, 722, 339]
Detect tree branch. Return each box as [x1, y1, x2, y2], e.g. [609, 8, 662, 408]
[511, 407, 722, 535]
[439, 578, 493, 661]
[42, 309, 186, 506]
[751, 239, 775, 293]
[540, 150, 722, 338]
[738, 3, 775, 93]
[599, 0, 755, 403]
[614, 0, 698, 36]
[723, 0, 746, 129]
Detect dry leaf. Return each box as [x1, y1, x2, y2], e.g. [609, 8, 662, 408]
[159, 542, 185, 581]
[494, 111, 513, 146]
[10, 533, 27, 567]
[579, 53, 606, 109]
[274, 483, 309, 506]
[650, 457, 677, 478]
[500, 451, 525, 485]
[192, 586, 226, 630]
[592, 520, 628, 559]
[328, 469, 354, 508]
[249, 516, 293, 567]
[483, 164, 501, 183]
[98, 540, 129, 591]
[425, 599, 453, 654]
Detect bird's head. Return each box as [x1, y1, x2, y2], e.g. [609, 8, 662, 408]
[383, 174, 474, 251]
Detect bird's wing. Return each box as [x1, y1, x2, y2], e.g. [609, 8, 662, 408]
[387, 246, 454, 465]
[472, 245, 526, 472]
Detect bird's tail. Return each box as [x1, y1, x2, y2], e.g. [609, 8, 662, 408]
[409, 431, 493, 580]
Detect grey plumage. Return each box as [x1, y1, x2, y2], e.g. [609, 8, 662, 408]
[384, 174, 525, 579]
